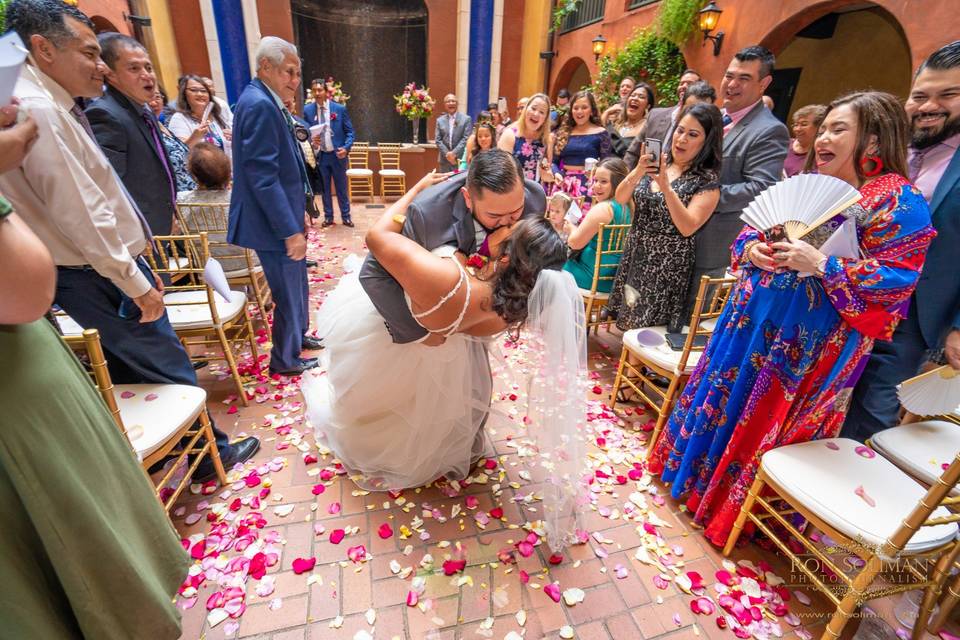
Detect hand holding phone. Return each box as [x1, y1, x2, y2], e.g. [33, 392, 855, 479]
[644, 138, 662, 174]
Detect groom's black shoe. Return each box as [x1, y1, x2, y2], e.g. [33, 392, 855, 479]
[301, 335, 323, 350]
[305, 259, 318, 268]
[269, 358, 319, 377]
[193, 437, 261, 483]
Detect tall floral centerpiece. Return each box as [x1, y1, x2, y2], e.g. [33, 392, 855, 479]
[394, 82, 435, 144]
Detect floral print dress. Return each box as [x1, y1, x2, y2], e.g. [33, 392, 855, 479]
[647, 173, 935, 547]
[512, 135, 547, 184]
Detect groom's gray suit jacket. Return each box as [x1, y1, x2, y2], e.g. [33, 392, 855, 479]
[359, 172, 547, 343]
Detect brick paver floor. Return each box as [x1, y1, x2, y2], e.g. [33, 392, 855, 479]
[169, 202, 953, 640]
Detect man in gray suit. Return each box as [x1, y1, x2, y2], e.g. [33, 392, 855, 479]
[624, 69, 701, 169]
[436, 93, 472, 172]
[359, 149, 546, 345]
[686, 46, 788, 312]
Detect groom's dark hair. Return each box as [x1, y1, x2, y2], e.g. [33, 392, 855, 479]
[466, 149, 522, 196]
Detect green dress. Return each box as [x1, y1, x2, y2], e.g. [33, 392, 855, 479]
[0, 319, 190, 639]
[563, 200, 630, 292]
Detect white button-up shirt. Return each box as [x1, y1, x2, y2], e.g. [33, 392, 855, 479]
[0, 67, 151, 297]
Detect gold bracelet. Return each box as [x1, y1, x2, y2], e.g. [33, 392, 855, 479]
[392, 214, 407, 226]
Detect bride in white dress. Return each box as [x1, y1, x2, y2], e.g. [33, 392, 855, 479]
[303, 173, 589, 551]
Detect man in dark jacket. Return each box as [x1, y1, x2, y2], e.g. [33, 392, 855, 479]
[86, 33, 178, 236]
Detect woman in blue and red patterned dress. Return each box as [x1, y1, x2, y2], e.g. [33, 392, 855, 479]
[647, 91, 936, 547]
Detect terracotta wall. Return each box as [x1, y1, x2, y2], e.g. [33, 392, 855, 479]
[425, 0, 458, 139]
[256, 0, 294, 41]
[497, 0, 525, 120]
[79, 0, 132, 34]
[168, 0, 211, 79]
[551, 0, 959, 102]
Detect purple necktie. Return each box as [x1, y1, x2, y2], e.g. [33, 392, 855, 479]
[142, 107, 177, 203]
[908, 148, 927, 183]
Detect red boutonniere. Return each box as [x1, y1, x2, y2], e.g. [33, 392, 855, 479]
[330, 112, 338, 122]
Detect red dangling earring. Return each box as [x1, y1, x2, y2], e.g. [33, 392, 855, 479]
[860, 153, 884, 177]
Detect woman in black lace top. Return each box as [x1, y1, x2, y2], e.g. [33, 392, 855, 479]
[608, 104, 724, 332]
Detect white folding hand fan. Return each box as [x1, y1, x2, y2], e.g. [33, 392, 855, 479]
[898, 365, 960, 416]
[740, 173, 861, 243]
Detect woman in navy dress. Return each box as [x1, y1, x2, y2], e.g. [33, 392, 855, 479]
[551, 91, 613, 212]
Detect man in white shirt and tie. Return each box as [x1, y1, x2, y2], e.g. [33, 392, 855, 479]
[1, 0, 259, 476]
[436, 93, 471, 172]
[303, 78, 354, 227]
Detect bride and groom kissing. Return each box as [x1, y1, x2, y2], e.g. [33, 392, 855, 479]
[302, 149, 589, 551]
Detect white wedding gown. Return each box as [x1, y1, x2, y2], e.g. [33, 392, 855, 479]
[303, 247, 493, 491]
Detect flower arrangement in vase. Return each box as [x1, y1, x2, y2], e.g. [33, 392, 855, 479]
[394, 82, 435, 144]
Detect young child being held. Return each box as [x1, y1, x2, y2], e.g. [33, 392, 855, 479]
[546, 191, 577, 234]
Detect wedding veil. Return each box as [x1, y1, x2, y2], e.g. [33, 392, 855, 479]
[521, 268, 589, 552]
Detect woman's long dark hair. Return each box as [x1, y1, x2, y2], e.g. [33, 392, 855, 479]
[177, 74, 225, 128]
[667, 102, 723, 176]
[488, 217, 567, 338]
[554, 90, 602, 156]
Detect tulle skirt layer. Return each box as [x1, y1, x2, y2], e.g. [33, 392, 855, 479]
[303, 268, 492, 491]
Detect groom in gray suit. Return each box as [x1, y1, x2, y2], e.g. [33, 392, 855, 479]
[436, 94, 472, 172]
[686, 46, 788, 311]
[360, 149, 546, 345]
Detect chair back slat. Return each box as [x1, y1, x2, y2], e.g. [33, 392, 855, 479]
[587, 222, 631, 295]
[674, 275, 736, 373]
[348, 142, 370, 169]
[378, 142, 402, 169]
[61, 328, 125, 433]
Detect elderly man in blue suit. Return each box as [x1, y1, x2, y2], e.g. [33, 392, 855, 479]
[843, 40, 960, 441]
[303, 78, 355, 227]
[228, 37, 321, 377]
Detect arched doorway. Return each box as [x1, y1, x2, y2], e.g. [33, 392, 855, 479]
[293, 0, 427, 143]
[89, 15, 120, 34]
[761, 4, 911, 123]
[554, 56, 591, 97]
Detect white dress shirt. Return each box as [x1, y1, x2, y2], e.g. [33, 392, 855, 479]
[0, 67, 151, 298]
[315, 100, 335, 152]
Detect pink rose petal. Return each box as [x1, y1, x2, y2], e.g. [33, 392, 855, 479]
[854, 485, 876, 507]
[347, 545, 367, 563]
[144, 393, 159, 401]
[120, 390, 136, 399]
[825, 441, 840, 450]
[378, 523, 393, 538]
[329, 529, 345, 544]
[543, 582, 562, 603]
[855, 445, 876, 459]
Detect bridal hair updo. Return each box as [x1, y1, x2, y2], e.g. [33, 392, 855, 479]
[489, 217, 567, 336]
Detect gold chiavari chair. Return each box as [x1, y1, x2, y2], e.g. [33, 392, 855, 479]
[377, 142, 406, 200]
[579, 222, 630, 335]
[610, 275, 734, 456]
[722, 440, 960, 640]
[63, 328, 227, 511]
[175, 199, 271, 322]
[345, 142, 374, 201]
[144, 233, 259, 405]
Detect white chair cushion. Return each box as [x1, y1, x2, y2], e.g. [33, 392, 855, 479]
[871, 421, 960, 494]
[163, 289, 246, 330]
[55, 313, 83, 337]
[622, 326, 704, 375]
[346, 168, 373, 177]
[223, 265, 263, 279]
[762, 438, 958, 555]
[379, 169, 406, 177]
[114, 383, 206, 458]
[579, 288, 610, 300]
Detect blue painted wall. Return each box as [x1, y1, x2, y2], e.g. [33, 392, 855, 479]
[211, 0, 250, 105]
[466, 0, 493, 119]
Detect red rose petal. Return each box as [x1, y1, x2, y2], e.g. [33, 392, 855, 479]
[378, 523, 393, 539]
[442, 559, 467, 575]
[489, 507, 504, 519]
[291, 557, 316, 574]
[543, 582, 562, 603]
[311, 484, 325, 495]
[329, 529, 345, 544]
[548, 553, 564, 565]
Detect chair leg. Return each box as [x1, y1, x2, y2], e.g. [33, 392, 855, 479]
[822, 556, 884, 640]
[913, 542, 960, 638]
[610, 347, 629, 410]
[243, 309, 259, 363]
[199, 409, 228, 485]
[927, 560, 960, 632]
[217, 325, 248, 406]
[722, 470, 767, 556]
[249, 274, 268, 325]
